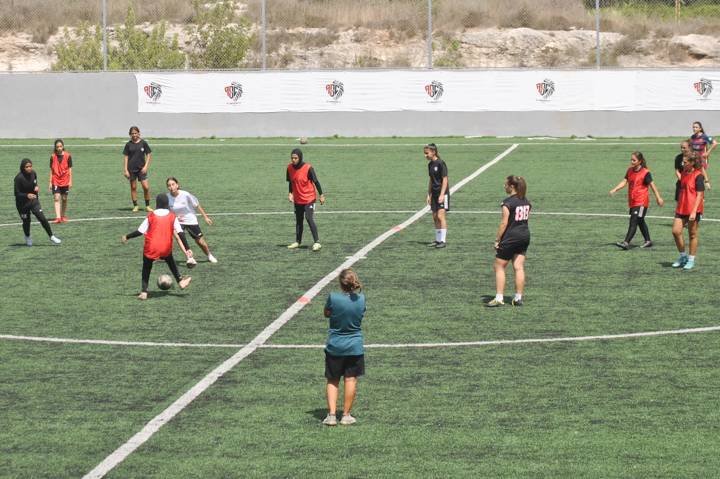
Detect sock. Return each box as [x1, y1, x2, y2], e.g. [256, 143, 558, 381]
[132, 200, 138, 206]
[680, 252, 688, 258]
[435, 229, 441, 242]
[514, 293, 522, 301]
[495, 294, 503, 302]
[145, 199, 151, 206]
[688, 255, 695, 261]
[439, 229, 447, 243]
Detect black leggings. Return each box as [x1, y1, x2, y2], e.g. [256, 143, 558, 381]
[294, 203, 319, 243]
[625, 206, 650, 243]
[141, 255, 181, 292]
[17, 200, 53, 238]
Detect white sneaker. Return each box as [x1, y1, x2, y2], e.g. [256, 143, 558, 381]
[25, 236, 32, 246]
[287, 242, 300, 249]
[340, 414, 356, 425]
[207, 253, 218, 263]
[312, 242, 322, 251]
[186, 257, 197, 269]
[322, 414, 337, 426]
[49, 235, 61, 245]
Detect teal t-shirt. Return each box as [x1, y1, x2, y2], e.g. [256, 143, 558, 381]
[325, 291, 366, 356]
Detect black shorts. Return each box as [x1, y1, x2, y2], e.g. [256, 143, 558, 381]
[496, 239, 529, 261]
[182, 224, 204, 239]
[430, 192, 450, 213]
[52, 185, 70, 195]
[629, 205, 648, 218]
[325, 351, 365, 379]
[675, 213, 702, 223]
[128, 169, 148, 182]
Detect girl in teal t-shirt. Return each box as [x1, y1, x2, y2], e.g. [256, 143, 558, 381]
[322, 268, 366, 426]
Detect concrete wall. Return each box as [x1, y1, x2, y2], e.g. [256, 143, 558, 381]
[1, 72, 718, 138]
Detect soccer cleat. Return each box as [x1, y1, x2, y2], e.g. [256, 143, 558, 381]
[145, 206, 154, 212]
[186, 257, 197, 269]
[49, 235, 61, 245]
[51, 217, 62, 224]
[137, 292, 148, 300]
[683, 259, 695, 270]
[24, 236, 32, 247]
[287, 242, 300, 249]
[640, 240, 653, 248]
[671, 256, 688, 268]
[207, 253, 218, 263]
[312, 242, 322, 251]
[512, 298, 523, 306]
[340, 414, 356, 425]
[615, 241, 629, 250]
[435, 241, 447, 249]
[132, 205, 140, 212]
[179, 276, 192, 289]
[486, 298, 505, 307]
[427, 240, 439, 247]
[322, 414, 337, 426]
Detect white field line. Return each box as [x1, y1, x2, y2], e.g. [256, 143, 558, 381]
[0, 141, 680, 148]
[4, 325, 720, 350]
[81, 143, 520, 479]
[2, 209, 717, 229]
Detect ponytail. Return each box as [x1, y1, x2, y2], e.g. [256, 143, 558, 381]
[339, 268, 362, 293]
[506, 175, 527, 199]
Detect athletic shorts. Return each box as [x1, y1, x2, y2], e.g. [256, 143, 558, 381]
[675, 213, 702, 223]
[430, 191, 450, 213]
[181, 224, 204, 239]
[496, 239, 529, 261]
[128, 169, 148, 182]
[52, 185, 69, 195]
[629, 205, 648, 219]
[325, 351, 365, 379]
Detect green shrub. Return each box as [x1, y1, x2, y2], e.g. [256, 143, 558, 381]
[186, 0, 254, 69]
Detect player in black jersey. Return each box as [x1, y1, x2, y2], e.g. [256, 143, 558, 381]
[424, 143, 449, 248]
[487, 175, 530, 307]
[123, 126, 153, 212]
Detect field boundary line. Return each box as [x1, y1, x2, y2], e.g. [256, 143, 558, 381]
[81, 144, 519, 479]
[0, 141, 679, 148]
[4, 325, 719, 351]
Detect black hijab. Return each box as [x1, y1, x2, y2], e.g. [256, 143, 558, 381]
[19, 158, 33, 176]
[291, 148, 304, 169]
[155, 193, 169, 210]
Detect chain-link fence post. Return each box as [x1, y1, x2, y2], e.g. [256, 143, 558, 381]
[427, 0, 433, 69]
[102, 0, 108, 70]
[595, 0, 601, 69]
[261, 0, 267, 70]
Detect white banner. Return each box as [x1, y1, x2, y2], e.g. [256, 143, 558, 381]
[136, 71, 720, 113]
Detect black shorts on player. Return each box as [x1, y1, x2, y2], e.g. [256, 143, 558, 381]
[629, 205, 647, 219]
[51, 185, 69, 195]
[128, 169, 147, 182]
[325, 352, 365, 379]
[675, 213, 702, 223]
[182, 224, 204, 240]
[430, 192, 450, 213]
[496, 239, 529, 261]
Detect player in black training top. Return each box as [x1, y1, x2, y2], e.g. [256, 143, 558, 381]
[424, 143, 449, 248]
[487, 175, 530, 307]
[123, 126, 153, 212]
[14, 158, 61, 246]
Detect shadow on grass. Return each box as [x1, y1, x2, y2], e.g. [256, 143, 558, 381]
[306, 408, 328, 421]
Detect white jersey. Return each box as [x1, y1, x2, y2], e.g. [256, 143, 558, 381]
[167, 190, 200, 225]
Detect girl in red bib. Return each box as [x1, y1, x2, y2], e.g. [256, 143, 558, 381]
[48, 139, 73, 223]
[121, 194, 193, 300]
[671, 154, 705, 270]
[609, 151, 664, 249]
[286, 148, 325, 251]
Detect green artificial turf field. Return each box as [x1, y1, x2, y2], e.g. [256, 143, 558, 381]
[1, 137, 718, 478]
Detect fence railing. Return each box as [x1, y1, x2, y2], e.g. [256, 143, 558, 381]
[0, 0, 719, 71]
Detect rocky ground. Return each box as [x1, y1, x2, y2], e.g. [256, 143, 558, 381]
[1, 25, 719, 71]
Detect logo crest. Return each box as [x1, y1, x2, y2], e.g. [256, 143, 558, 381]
[325, 80, 344, 100]
[694, 78, 713, 99]
[536, 79, 555, 100]
[144, 82, 162, 101]
[225, 82, 243, 101]
[425, 81, 444, 101]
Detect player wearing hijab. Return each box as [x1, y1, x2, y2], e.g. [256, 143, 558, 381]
[121, 194, 193, 300]
[286, 148, 325, 251]
[609, 151, 664, 249]
[14, 158, 61, 246]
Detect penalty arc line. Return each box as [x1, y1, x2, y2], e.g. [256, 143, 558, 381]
[81, 143, 520, 479]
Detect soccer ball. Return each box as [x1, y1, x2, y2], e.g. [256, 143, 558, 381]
[299, 136, 308, 144]
[157, 274, 173, 290]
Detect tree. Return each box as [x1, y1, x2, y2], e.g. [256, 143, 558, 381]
[186, 0, 254, 69]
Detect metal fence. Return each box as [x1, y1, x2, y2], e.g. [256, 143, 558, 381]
[0, 0, 719, 71]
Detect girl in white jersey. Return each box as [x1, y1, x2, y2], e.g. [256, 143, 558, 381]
[166, 177, 217, 266]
